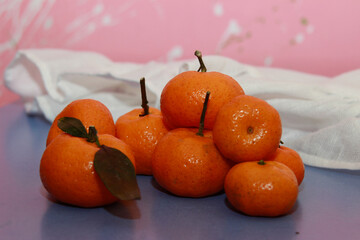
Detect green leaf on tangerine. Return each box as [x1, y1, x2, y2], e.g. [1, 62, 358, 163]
[94, 145, 141, 201]
[58, 117, 88, 138]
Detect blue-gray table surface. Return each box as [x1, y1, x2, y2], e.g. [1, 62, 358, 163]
[1, 102, 359, 240]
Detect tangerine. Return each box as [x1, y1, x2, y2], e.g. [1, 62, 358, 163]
[160, 50, 244, 130]
[116, 107, 168, 175]
[152, 92, 233, 197]
[224, 160, 298, 217]
[40, 133, 136, 208]
[115, 78, 169, 175]
[152, 128, 233, 197]
[264, 145, 305, 185]
[46, 99, 115, 146]
[213, 95, 282, 163]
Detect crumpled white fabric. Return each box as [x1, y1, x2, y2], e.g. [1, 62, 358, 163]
[4, 49, 360, 170]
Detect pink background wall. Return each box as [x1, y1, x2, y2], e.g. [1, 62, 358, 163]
[1, 0, 360, 107]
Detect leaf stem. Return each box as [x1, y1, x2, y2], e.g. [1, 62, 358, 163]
[87, 126, 101, 147]
[139, 77, 149, 117]
[195, 50, 207, 72]
[196, 91, 210, 137]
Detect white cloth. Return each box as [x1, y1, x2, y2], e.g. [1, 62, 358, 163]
[4, 49, 360, 170]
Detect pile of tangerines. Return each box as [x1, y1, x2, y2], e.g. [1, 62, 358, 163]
[40, 51, 304, 217]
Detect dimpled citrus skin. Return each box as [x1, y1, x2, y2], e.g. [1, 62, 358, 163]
[115, 107, 168, 175]
[264, 146, 305, 185]
[40, 133, 135, 208]
[225, 161, 298, 217]
[160, 71, 244, 130]
[46, 99, 116, 146]
[213, 95, 282, 163]
[152, 128, 233, 198]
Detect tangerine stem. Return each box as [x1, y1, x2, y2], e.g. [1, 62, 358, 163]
[88, 126, 101, 147]
[139, 77, 149, 117]
[258, 160, 266, 165]
[195, 50, 207, 72]
[196, 91, 210, 137]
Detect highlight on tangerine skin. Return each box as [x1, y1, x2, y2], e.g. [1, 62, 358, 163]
[213, 95, 282, 163]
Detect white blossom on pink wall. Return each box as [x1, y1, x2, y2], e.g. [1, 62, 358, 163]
[1, 0, 360, 106]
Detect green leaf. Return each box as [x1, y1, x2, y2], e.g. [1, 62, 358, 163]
[57, 117, 88, 138]
[94, 145, 141, 201]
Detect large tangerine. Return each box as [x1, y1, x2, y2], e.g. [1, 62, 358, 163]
[225, 160, 298, 217]
[40, 133, 135, 208]
[160, 71, 244, 130]
[213, 95, 282, 163]
[152, 128, 233, 197]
